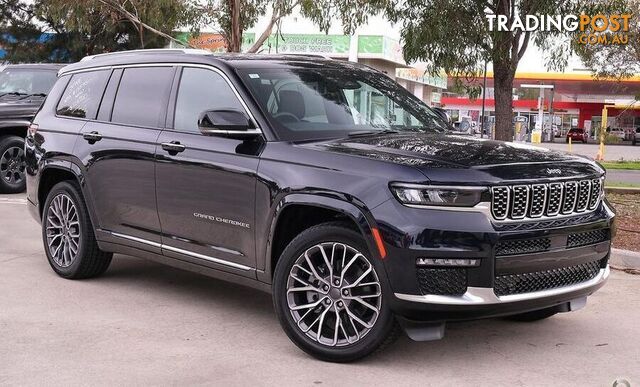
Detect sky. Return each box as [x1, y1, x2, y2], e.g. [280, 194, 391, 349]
[245, 10, 588, 74]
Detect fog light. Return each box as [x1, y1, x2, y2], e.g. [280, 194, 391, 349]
[416, 258, 480, 267]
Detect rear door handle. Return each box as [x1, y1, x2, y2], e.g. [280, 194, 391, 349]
[82, 131, 102, 144]
[161, 141, 186, 155]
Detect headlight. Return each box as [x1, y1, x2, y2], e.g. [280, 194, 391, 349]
[390, 184, 487, 207]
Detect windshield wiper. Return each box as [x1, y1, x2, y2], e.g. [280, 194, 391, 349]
[347, 129, 400, 138]
[19, 93, 47, 99]
[0, 92, 27, 98]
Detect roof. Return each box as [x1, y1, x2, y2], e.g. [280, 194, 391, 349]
[59, 48, 371, 75]
[4, 63, 65, 71]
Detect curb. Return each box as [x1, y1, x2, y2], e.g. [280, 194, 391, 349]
[605, 187, 640, 195]
[611, 248, 640, 272]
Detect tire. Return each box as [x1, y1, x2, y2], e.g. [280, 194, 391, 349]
[0, 135, 26, 194]
[507, 307, 558, 322]
[565, 138, 569, 143]
[273, 222, 399, 362]
[42, 181, 112, 279]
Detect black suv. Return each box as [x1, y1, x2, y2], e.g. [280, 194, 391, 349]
[25, 50, 615, 362]
[0, 64, 63, 193]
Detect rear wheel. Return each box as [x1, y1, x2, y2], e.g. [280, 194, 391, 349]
[273, 222, 399, 362]
[42, 181, 112, 279]
[0, 136, 26, 194]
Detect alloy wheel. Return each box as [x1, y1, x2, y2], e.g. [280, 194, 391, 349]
[46, 193, 81, 267]
[286, 242, 382, 347]
[0, 146, 25, 186]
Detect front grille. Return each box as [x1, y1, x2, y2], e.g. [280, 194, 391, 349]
[491, 178, 603, 221]
[494, 260, 601, 296]
[416, 268, 467, 296]
[567, 229, 609, 248]
[495, 238, 551, 256]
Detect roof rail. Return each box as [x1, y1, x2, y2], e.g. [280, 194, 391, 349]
[80, 48, 212, 62]
[277, 53, 333, 60]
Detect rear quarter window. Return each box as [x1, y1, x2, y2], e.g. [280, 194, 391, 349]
[56, 70, 110, 119]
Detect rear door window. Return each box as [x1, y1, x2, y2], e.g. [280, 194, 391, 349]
[111, 67, 174, 128]
[56, 70, 110, 119]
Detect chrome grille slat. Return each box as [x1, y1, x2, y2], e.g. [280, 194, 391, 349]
[546, 182, 563, 216]
[510, 185, 529, 219]
[588, 179, 602, 209]
[576, 180, 591, 212]
[529, 184, 547, 218]
[562, 181, 578, 214]
[490, 178, 603, 222]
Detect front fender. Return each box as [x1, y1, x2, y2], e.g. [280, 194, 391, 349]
[256, 191, 388, 284]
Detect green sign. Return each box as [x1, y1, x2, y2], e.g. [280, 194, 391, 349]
[248, 34, 351, 54]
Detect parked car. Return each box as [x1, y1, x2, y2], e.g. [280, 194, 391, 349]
[608, 127, 626, 140]
[25, 50, 614, 362]
[0, 64, 63, 193]
[566, 127, 588, 143]
[633, 127, 640, 145]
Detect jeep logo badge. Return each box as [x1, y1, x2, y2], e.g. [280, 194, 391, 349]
[546, 168, 562, 175]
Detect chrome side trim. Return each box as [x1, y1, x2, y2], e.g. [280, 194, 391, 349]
[108, 231, 252, 271]
[161, 244, 252, 271]
[394, 266, 609, 305]
[110, 231, 162, 248]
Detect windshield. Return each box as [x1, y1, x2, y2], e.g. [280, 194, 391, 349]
[0, 68, 58, 96]
[238, 67, 449, 141]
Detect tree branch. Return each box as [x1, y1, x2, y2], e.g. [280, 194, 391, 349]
[95, 0, 195, 48]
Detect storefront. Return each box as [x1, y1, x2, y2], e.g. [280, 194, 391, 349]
[171, 32, 408, 79]
[441, 71, 640, 140]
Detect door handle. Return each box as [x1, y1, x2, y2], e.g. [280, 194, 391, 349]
[161, 141, 186, 155]
[82, 131, 102, 144]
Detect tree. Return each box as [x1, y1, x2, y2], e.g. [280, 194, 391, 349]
[572, 0, 638, 97]
[388, 0, 569, 141]
[0, 0, 54, 62]
[197, 0, 386, 53]
[0, 0, 200, 62]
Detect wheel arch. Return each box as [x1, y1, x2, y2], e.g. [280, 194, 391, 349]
[37, 161, 100, 230]
[261, 193, 383, 284]
[0, 123, 30, 138]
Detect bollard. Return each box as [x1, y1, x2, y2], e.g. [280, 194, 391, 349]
[568, 137, 572, 153]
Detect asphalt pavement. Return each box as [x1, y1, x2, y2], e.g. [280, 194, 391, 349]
[1, 194, 639, 386]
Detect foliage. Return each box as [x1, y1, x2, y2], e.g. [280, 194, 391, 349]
[600, 161, 640, 170]
[571, 0, 638, 97]
[387, 0, 574, 141]
[196, 0, 387, 52]
[1, 0, 199, 62]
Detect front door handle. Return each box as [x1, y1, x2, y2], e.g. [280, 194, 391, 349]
[161, 141, 186, 155]
[82, 131, 102, 144]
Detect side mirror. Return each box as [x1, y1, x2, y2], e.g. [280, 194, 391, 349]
[198, 109, 260, 138]
[432, 107, 452, 125]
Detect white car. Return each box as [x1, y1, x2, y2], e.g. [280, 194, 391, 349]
[608, 127, 626, 140]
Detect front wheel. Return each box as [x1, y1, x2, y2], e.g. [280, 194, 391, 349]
[42, 181, 113, 279]
[0, 136, 26, 193]
[273, 222, 399, 362]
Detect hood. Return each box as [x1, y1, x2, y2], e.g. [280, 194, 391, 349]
[298, 133, 603, 184]
[0, 97, 44, 119]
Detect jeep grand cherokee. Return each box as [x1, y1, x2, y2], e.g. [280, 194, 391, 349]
[25, 49, 615, 362]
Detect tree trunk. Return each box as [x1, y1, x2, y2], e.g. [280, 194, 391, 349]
[228, 0, 242, 52]
[493, 63, 514, 142]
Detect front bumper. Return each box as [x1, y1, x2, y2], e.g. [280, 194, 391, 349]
[371, 198, 615, 322]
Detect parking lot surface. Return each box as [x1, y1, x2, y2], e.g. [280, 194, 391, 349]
[535, 141, 639, 161]
[1, 194, 639, 386]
